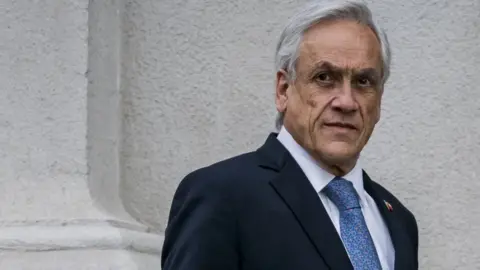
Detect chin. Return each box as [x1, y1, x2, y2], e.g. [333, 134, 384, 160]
[316, 141, 359, 164]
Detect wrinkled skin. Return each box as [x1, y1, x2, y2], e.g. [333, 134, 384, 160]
[275, 20, 384, 176]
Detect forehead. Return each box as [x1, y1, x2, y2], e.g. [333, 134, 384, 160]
[298, 20, 382, 71]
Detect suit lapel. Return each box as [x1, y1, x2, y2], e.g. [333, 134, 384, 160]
[257, 134, 353, 270]
[363, 171, 415, 270]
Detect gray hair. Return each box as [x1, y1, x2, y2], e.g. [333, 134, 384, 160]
[274, 0, 391, 130]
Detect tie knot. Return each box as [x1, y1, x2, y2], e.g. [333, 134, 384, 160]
[323, 177, 360, 211]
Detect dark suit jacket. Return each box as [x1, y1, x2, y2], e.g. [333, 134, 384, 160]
[161, 133, 418, 270]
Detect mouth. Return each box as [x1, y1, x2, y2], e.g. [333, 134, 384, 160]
[323, 122, 358, 130]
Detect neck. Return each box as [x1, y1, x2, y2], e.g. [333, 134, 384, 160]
[324, 161, 356, 176]
[311, 152, 358, 177]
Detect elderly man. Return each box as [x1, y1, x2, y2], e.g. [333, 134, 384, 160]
[161, 1, 418, 269]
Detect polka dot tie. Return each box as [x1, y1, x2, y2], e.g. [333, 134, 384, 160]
[323, 177, 382, 270]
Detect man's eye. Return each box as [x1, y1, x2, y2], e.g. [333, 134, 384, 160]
[357, 77, 372, 87]
[315, 73, 332, 82]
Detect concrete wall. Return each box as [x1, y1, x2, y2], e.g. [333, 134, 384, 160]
[0, 0, 161, 269]
[121, 0, 480, 269]
[1, 0, 479, 268]
[361, 1, 480, 268]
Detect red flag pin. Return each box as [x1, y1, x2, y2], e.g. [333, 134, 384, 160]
[384, 200, 393, 212]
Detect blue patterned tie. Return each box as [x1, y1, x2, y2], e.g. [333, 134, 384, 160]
[323, 177, 382, 270]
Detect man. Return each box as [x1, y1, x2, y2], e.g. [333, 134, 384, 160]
[161, 1, 418, 269]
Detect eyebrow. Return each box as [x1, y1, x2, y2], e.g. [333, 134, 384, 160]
[311, 61, 381, 79]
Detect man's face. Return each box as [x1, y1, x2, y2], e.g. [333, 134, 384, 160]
[276, 20, 383, 172]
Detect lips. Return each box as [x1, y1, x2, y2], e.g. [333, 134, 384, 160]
[324, 122, 357, 130]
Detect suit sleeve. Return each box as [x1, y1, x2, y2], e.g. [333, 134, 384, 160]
[411, 213, 419, 269]
[161, 171, 240, 270]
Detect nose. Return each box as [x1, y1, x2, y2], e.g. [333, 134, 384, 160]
[331, 81, 358, 113]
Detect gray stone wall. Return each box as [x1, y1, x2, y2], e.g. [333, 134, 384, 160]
[121, 0, 480, 269]
[0, 0, 161, 269]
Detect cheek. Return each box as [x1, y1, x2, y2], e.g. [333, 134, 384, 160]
[305, 92, 327, 119]
[361, 102, 381, 131]
[290, 90, 319, 121]
[306, 98, 317, 108]
[292, 86, 329, 127]
[374, 101, 381, 123]
[360, 94, 380, 116]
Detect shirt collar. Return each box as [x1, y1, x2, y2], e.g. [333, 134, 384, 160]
[276, 126, 366, 204]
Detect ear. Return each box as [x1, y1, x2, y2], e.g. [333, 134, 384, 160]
[275, 69, 290, 114]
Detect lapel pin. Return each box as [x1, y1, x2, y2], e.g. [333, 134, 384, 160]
[384, 200, 393, 212]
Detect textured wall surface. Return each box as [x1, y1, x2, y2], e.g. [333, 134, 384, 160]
[0, 0, 97, 221]
[361, 1, 480, 268]
[0, 0, 161, 268]
[120, 0, 288, 230]
[121, 0, 480, 269]
[121, 0, 298, 231]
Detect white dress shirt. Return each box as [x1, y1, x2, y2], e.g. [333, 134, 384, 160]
[277, 126, 395, 270]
